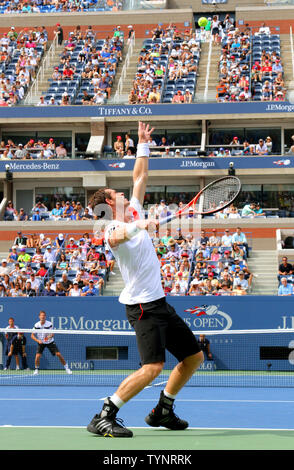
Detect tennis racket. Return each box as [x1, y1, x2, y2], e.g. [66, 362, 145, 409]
[159, 176, 241, 225]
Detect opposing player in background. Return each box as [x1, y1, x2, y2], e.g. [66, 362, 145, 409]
[87, 122, 204, 438]
[31, 310, 72, 376]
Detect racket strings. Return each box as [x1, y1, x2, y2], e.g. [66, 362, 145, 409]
[202, 177, 240, 214]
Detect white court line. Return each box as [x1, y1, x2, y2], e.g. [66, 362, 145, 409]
[0, 398, 100, 401]
[1, 398, 294, 404]
[1, 425, 294, 432]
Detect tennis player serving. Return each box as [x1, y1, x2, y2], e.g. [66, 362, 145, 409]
[87, 122, 204, 438]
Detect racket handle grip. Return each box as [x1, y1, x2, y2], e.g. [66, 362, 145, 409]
[159, 214, 176, 226]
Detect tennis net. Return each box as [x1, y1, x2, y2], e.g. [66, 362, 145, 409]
[1, 328, 294, 387]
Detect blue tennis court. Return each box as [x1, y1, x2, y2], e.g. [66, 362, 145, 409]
[1, 383, 294, 450]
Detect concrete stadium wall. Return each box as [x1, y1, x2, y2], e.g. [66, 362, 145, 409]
[168, 0, 264, 12]
[236, 5, 294, 33]
[0, 9, 194, 39]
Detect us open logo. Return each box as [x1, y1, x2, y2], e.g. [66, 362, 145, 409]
[184, 305, 233, 330]
[108, 162, 125, 169]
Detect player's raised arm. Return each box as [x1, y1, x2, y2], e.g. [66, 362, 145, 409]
[132, 121, 155, 206]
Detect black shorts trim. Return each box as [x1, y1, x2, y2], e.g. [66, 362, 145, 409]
[37, 341, 59, 356]
[126, 297, 200, 365]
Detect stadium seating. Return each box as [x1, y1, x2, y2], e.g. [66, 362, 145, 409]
[0, 31, 45, 105]
[217, 26, 285, 102]
[43, 34, 123, 105]
[130, 28, 200, 104]
[153, 227, 254, 297]
[1, 233, 110, 297]
[0, 0, 124, 14]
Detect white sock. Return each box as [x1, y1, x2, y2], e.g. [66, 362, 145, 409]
[163, 390, 177, 400]
[110, 393, 125, 409]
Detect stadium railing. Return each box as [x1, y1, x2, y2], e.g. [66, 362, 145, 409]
[113, 32, 135, 103]
[24, 33, 59, 105]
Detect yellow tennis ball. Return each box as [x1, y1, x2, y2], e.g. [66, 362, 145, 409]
[198, 17, 208, 28]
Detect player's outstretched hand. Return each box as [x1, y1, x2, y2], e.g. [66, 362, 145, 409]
[138, 121, 155, 144]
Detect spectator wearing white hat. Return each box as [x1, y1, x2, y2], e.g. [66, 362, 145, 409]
[127, 25, 134, 44]
[55, 233, 65, 249]
[38, 233, 51, 249]
[0, 259, 11, 276]
[161, 146, 174, 157]
[69, 280, 82, 297]
[93, 90, 106, 104]
[15, 143, 26, 159]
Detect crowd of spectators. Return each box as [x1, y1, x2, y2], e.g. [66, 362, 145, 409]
[0, 26, 47, 106]
[197, 201, 267, 219]
[216, 18, 285, 102]
[0, 231, 115, 297]
[0, 227, 252, 298]
[150, 226, 253, 296]
[207, 135, 274, 156]
[129, 23, 199, 105]
[4, 199, 99, 221]
[0, 132, 278, 160]
[111, 132, 278, 159]
[42, 25, 124, 105]
[3, 196, 269, 222]
[1, 0, 123, 14]
[146, 199, 268, 221]
[0, 137, 67, 160]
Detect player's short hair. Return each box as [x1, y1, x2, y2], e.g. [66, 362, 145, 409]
[88, 188, 113, 219]
[39, 310, 46, 316]
[89, 188, 112, 208]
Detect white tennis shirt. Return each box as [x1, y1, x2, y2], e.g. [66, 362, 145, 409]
[105, 197, 164, 305]
[33, 320, 54, 344]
